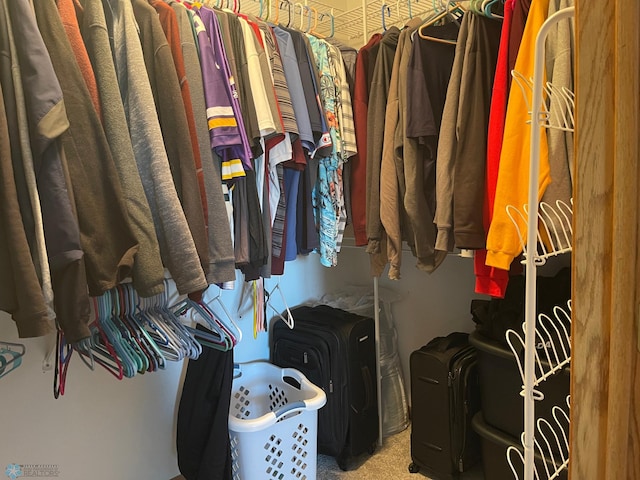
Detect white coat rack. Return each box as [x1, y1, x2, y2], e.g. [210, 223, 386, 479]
[505, 6, 575, 480]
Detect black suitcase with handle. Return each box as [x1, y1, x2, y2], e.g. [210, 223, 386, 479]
[409, 332, 481, 479]
[270, 304, 378, 470]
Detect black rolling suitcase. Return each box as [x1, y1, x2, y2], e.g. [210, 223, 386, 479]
[270, 304, 379, 470]
[409, 332, 481, 479]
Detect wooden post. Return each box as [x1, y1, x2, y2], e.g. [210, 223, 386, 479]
[572, 0, 640, 478]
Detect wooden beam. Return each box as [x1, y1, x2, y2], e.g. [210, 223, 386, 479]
[572, 0, 614, 478]
[605, 0, 640, 477]
[572, 0, 640, 478]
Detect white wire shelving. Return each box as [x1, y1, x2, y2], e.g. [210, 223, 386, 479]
[506, 6, 576, 480]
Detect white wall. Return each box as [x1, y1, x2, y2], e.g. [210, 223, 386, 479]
[0, 249, 481, 480]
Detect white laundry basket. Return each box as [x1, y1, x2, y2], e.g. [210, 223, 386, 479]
[229, 361, 326, 480]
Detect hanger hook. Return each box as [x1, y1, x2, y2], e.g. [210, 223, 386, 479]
[381, 4, 391, 31]
[304, 6, 312, 32]
[309, 6, 318, 34]
[329, 8, 334, 37]
[287, 0, 293, 26]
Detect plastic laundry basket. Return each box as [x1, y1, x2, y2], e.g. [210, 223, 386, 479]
[229, 361, 326, 480]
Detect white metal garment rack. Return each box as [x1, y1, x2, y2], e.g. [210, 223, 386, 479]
[503, 6, 575, 480]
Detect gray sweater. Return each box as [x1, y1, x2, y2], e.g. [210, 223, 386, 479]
[542, 0, 574, 249]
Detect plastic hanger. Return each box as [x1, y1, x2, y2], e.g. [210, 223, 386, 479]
[0, 341, 25, 380]
[204, 290, 243, 343]
[140, 290, 190, 362]
[117, 284, 164, 372]
[327, 8, 334, 38]
[80, 294, 127, 380]
[308, 6, 319, 35]
[273, 0, 281, 23]
[303, 6, 312, 32]
[111, 288, 148, 374]
[282, 0, 292, 27]
[101, 291, 139, 378]
[417, 1, 464, 44]
[482, 0, 504, 19]
[294, 2, 304, 30]
[381, 3, 392, 31]
[174, 298, 233, 351]
[53, 329, 73, 398]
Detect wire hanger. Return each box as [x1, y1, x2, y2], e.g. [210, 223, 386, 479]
[265, 280, 295, 329]
[204, 289, 243, 343]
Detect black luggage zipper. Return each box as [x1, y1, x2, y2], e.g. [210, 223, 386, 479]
[448, 348, 476, 473]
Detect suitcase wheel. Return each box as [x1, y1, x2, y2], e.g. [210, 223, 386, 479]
[408, 462, 420, 474]
[337, 455, 349, 472]
[368, 443, 376, 455]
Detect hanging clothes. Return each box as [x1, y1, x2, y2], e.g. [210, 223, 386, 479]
[56, 0, 102, 120]
[404, 21, 460, 276]
[541, 0, 574, 242]
[78, 0, 166, 298]
[351, 33, 382, 247]
[475, 0, 528, 297]
[132, 0, 210, 277]
[151, 0, 210, 238]
[379, 18, 422, 280]
[34, 0, 141, 296]
[103, 0, 207, 296]
[0, 79, 55, 340]
[486, 0, 552, 271]
[0, 0, 59, 330]
[366, 26, 401, 276]
[169, 1, 236, 286]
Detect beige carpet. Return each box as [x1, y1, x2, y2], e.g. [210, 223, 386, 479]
[316, 426, 485, 480]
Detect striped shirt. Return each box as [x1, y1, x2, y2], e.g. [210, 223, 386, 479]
[327, 42, 358, 161]
[258, 23, 299, 137]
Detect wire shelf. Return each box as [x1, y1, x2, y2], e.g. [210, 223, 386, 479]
[506, 300, 571, 393]
[507, 395, 571, 480]
[511, 70, 575, 132]
[506, 199, 573, 266]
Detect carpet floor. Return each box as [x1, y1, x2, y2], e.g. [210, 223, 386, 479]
[316, 426, 485, 480]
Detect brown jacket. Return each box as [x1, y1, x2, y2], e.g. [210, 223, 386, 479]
[379, 19, 423, 280]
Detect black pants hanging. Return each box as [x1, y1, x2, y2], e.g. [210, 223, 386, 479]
[177, 328, 234, 480]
